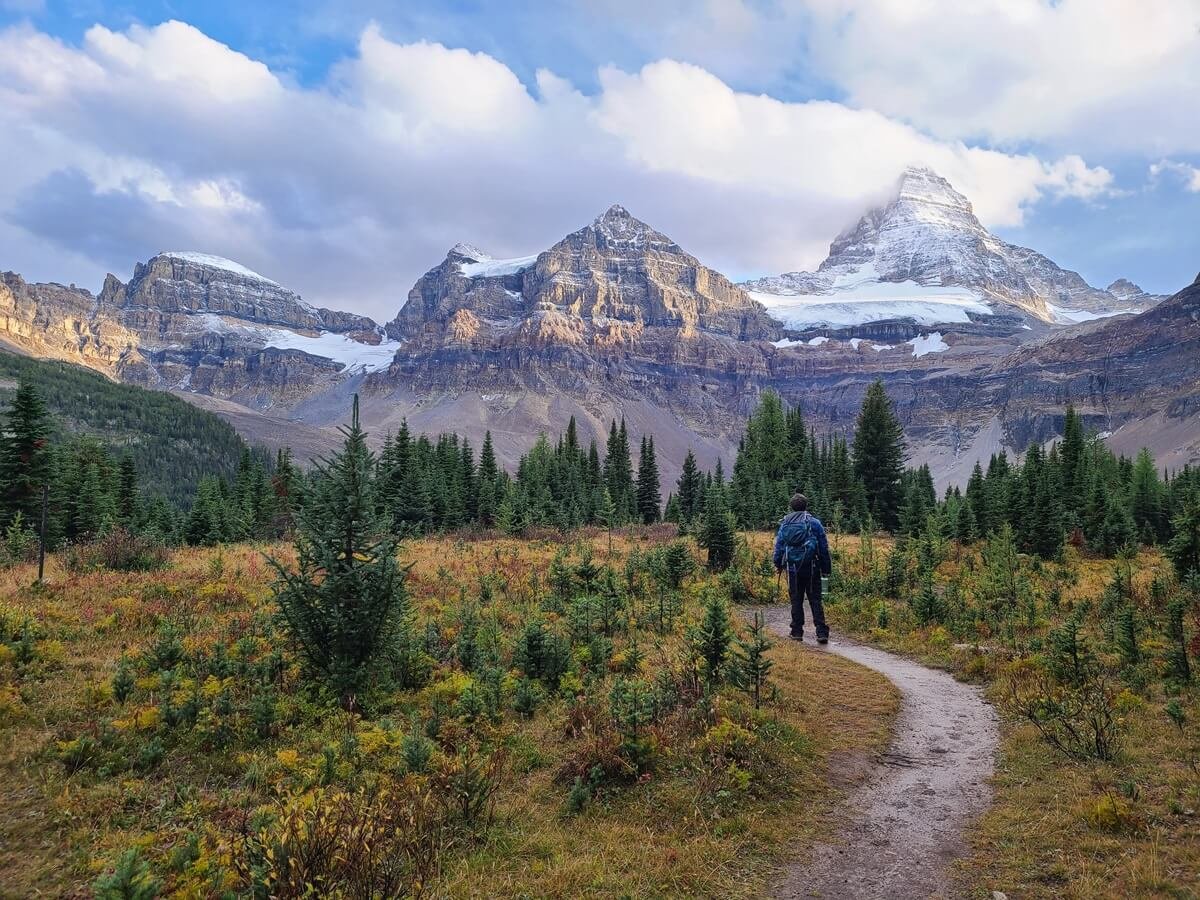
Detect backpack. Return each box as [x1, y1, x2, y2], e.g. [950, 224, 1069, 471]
[779, 513, 819, 570]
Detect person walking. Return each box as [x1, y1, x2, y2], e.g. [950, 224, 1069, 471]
[772, 493, 832, 643]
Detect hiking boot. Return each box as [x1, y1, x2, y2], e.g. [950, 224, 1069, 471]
[816, 635, 829, 645]
[789, 633, 804, 642]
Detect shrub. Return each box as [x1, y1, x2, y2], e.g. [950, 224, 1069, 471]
[227, 781, 447, 898]
[65, 529, 169, 574]
[1003, 661, 1128, 762]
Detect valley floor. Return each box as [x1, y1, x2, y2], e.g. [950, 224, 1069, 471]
[4, 530, 1196, 898]
[0, 532, 897, 898]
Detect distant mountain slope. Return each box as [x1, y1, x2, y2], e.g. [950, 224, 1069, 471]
[0, 348, 247, 504]
[1, 252, 399, 413]
[743, 167, 1161, 331]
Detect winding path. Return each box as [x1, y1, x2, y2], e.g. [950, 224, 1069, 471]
[761, 607, 1000, 899]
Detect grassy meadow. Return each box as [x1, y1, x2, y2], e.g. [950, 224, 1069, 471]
[3, 524, 1197, 898]
[0, 530, 896, 899]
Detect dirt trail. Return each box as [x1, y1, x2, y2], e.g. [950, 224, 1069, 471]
[761, 607, 999, 899]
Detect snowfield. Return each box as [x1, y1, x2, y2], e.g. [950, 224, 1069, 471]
[459, 254, 540, 278]
[1046, 303, 1136, 325]
[772, 335, 830, 348]
[748, 265, 992, 330]
[162, 252, 279, 286]
[908, 332, 949, 357]
[196, 314, 400, 373]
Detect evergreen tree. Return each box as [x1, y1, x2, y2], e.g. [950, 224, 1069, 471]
[595, 486, 617, 552]
[272, 396, 410, 710]
[1167, 493, 1200, 579]
[675, 449, 703, 526]
[477, 430, 500, 526]
[852, 380, 906, 530]
[1060, 403, 1086, 514]
[271, 448, 301, 535]
[636, 435, 662, 524]
[699, 484, 736, 572]
[691, 588, 733, 688]
[1165, 596, 1192, 684]
[731, 610, 774, 709]
[1130, 449, 1164, 543]
[0, 378, 51, 528]
[116, 455, 139, 525]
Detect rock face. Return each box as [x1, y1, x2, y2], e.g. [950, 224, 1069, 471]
[0, 272, 144, 374]
[367, 206, 783, 470]
[1, 253, 397, 412]
[387, 205, 778, 346]
[1105, 278, 1167, 308]
[103, 252, 379, 336]
[743, 167, 1160, 331]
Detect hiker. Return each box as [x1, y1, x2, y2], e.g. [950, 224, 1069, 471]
[773, 493, 832, 643]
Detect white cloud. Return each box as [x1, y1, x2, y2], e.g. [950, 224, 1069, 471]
[800, 0, 1200, 155]
[0, 18, 1116, 320]
[1150, 159, 1200, 193]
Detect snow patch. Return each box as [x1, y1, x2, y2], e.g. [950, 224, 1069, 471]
[849, 338, 863, 349]
[161, 252, 278, 285]
[1046, 303, 1137, 324]
[748, 268, 991, 330]
[459, 253, 539, 279]
[772, 335, 830, 349]
[908, 332, 949, 357]
[196, 314, 399, 373]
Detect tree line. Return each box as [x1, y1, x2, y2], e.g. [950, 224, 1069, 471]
[2, 372, 1198, 576]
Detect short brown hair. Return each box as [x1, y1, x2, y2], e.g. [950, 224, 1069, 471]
[789, 493, 808, 512]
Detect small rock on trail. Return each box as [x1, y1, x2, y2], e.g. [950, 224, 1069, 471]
[761, 607, 999, 899]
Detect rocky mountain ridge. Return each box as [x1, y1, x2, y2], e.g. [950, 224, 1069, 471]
[1, 252, 398, 411]
[1, 195, 1194, 490]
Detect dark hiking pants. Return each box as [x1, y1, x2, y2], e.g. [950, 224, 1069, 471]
[788, 563, 828, 639]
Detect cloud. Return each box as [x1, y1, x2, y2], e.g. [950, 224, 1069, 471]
[1150, 159, 1200, 193]
[799, 0, 1200, 155]
[0, 18, 1116, 320]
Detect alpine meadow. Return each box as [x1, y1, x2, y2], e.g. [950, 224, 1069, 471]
[2, 2, 1199, 898]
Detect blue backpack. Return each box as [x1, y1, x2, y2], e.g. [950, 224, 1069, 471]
[779, 513, 819, 570]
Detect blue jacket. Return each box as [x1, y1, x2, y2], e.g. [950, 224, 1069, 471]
[773, 511, 832, 574]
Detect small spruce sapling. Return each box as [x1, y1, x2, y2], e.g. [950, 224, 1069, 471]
[691, 588, 734, 689]
[1165, 596, 1192, 684]
[731, 611, 774, 709]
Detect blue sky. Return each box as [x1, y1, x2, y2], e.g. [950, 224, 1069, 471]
[1, 0, 1197, 318]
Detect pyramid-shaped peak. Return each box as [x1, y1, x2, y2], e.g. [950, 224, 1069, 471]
[449, 242, 488, 262]
[894, 166, 974, 212]
[597, 203, 634, 221]
[591, 203, 664, 245]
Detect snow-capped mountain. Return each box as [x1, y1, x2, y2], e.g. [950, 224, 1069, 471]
[742, 167, 1160, 331]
